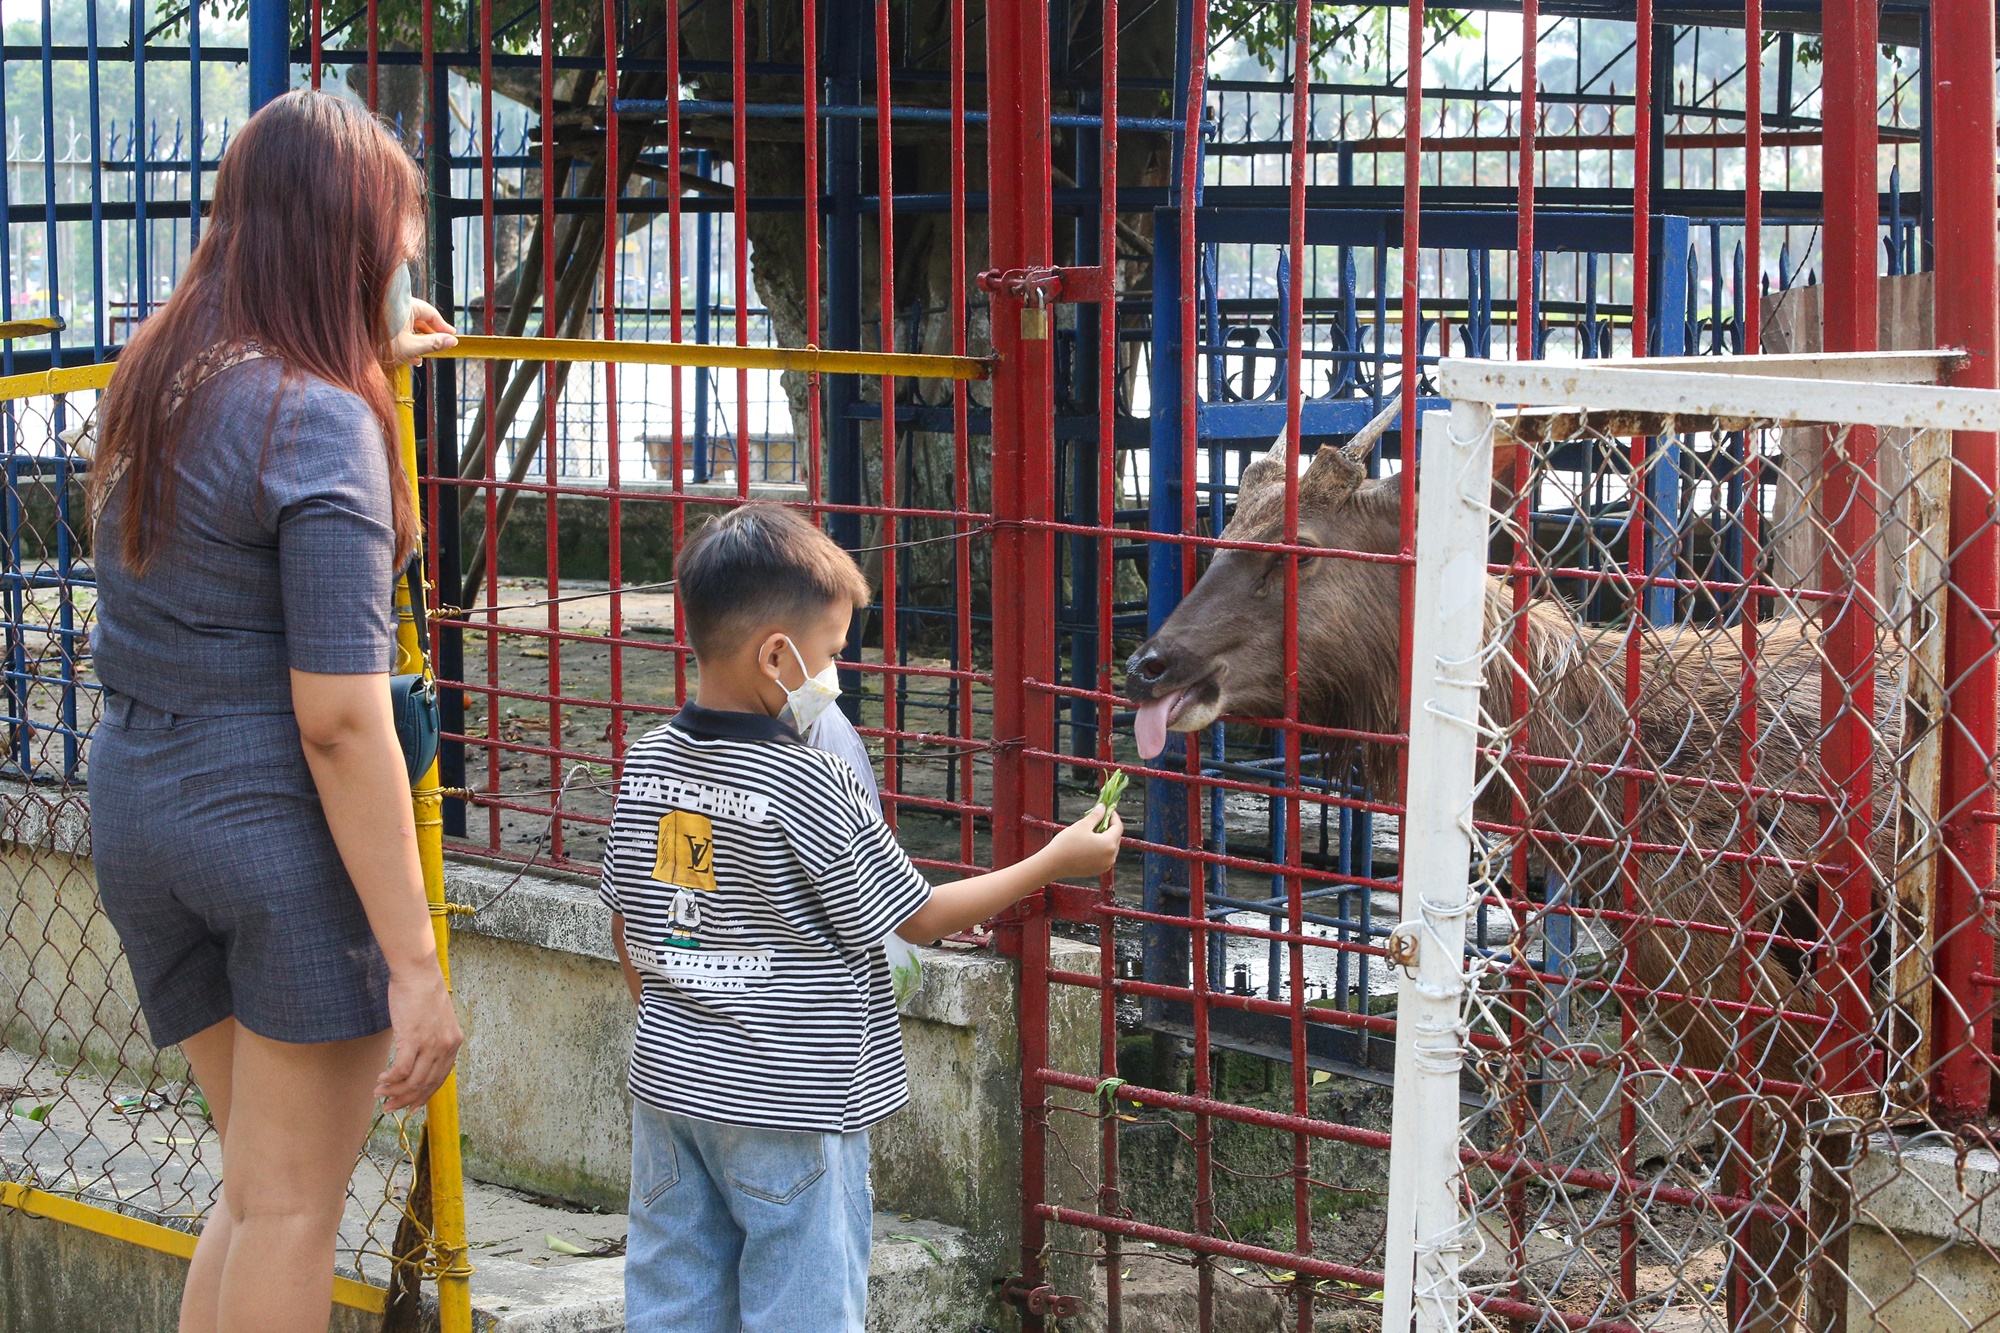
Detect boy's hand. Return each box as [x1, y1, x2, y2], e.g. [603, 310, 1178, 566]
[1043, 807, 1123, 880]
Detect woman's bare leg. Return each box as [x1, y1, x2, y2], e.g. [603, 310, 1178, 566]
[177, 1018, 237, 1333]
[186, 1024, 390, 1333]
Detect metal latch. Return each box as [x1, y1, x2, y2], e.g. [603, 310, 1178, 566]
[976, 266, 1113, 344]
[1000, 1275, 1081, 1318]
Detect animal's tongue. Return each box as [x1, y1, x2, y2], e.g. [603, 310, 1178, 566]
[1134, 691, 1187, 762]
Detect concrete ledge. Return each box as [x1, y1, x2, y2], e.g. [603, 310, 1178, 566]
[443, 853, 1101, 1295]
[1846, 1133, 2000, 1331]
[0, 1194, 981, 1333]
[1, 1049, 985, 1333]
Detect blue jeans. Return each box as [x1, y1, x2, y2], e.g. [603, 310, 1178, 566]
[626, 1100, 874, 1333]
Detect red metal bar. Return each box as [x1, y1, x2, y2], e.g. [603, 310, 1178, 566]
[874, 0, 899, 828]
[1035, 1069, 1800, 1221]
[985, 0, 1057, 1318]
[732, 0, 750, 503]
[1047, 944, 1832, 1039]
[1818, 0, 1881, 1100]
[1615, 11, 1656, 1303]
[309, 0, 322, 88]
[1507, 9, 1539, 1316]
[1281, 2, 1312, 1325]
[365, 0, 378, 108]
[1036, 1205, 1649, 1332]
[419, 0, 436, 655]
[666, 0, 688, 708]
[479, 1, 502, 849]
[803, 0, 822, 513]
[1095, 0, 1122, 1323]
[539, 0, 563, 856]
[1728, 10, 1763, 1320]
[1930, 0, 2000, 1122]
[1172, 2, 1214, 1325]
[949, 0, 974, 871]
[601, 0, 626, 764]
[1743, 4, 1762, 359]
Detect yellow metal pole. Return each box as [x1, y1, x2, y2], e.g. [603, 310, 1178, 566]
[0, 1182, 389, 1314]
[0, 360, 114, 401]
[438, 332, 992, 380]
[0, 315, 64, 340]
[390, 364, 474, 1332]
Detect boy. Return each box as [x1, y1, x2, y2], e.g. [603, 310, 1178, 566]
[603, 504, 1123, 1333]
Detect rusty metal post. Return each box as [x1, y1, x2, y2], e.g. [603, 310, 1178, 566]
[1932, 0, 2000, 1123]
[987, 0, 1059, 1323]
[1813, 7, 1881, 1328]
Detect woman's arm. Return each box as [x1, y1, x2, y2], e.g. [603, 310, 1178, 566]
[895, 808, 1123, 943]
[291, 668, 463, 1111]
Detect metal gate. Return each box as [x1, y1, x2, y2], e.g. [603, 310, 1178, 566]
[989, 4, 2000, 1332]
[0, 0, 1994, 1329]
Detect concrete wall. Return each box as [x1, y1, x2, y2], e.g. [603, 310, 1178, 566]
[443, 859, 1102, 1288]
[1848, 1136, 2000, 1331]
[0, 1211, 380, 1333]
[459, 480, 803, 585]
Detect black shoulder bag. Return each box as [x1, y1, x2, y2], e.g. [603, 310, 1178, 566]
[391, 558, 442, 786]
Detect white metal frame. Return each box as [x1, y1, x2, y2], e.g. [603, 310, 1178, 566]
[1379, 353, 2000, 1332]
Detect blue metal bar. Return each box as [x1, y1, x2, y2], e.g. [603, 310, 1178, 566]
[188, 1, 202, 249]
[1644, 215, 1690, 626]
[692, 151, 713, 483]
[615, 99, 1186, 133]
[1142, 203, 1191, 1001]
[247, 0, 289, 111]
[38, 0, 61, 366]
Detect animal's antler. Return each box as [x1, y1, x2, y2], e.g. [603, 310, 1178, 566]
[1242, 399, 1403, 496]
[1338, 399, 1402, 462]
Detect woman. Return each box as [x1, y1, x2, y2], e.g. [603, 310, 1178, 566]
[87, 90, 463, 1333]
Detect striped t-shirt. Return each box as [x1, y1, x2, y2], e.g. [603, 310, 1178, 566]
[598, 703, 934, 1132]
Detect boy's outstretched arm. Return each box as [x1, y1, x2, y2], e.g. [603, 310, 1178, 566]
[610, 913, 644, 1004]
[895, 808, 1123, 944]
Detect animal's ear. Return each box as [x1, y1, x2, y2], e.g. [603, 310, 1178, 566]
[1301, 441, 1367, 505]
[1237, 435, 1289, 497]
[1301, 400, 1400, 505]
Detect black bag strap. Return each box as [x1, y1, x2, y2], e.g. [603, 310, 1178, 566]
[401, 554, 434, 675]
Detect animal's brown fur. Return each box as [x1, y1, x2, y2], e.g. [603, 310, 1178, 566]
[1126, 440, 1899, 1327]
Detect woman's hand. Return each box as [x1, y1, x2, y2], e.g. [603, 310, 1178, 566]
[376, 963, 464, 1112]
[1040, 806, 1124, 881]
[389, 299, 458, 366]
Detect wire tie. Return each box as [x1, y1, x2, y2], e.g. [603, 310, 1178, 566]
[429, 1240, 476, 1280]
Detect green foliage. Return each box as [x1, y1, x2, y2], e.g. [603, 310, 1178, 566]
[155, 0, 607, 55]
[1209, 0, 1474, 75]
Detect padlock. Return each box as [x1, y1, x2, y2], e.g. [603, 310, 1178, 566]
[1021, 305, 1050, 340]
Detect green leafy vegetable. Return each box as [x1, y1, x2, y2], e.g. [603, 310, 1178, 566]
[1094, 770, 1129, 833]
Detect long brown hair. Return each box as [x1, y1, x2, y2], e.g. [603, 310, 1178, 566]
[92, 90, 422, 574]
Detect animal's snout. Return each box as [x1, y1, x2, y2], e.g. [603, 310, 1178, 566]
[1127, 646, 1171, 686]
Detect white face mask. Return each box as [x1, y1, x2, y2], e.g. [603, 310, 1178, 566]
[781, 638, 841, 731]
[385, 263, 415, 339]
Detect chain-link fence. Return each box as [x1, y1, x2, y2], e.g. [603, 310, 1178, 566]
[0, 363, 471, 1327]
[1399, 356, 2000, 1332]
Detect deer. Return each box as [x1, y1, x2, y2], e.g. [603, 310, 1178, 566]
[1123, 408, 1903, 1329]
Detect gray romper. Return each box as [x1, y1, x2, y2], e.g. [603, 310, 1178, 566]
[90, 358, 399, 1048]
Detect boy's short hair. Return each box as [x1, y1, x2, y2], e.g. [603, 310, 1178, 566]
[677, 504, 871, 657]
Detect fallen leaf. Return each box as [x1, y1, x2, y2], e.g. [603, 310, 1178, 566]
[545, 1234, 590, 1256]
[887, 1233, 945, 1264]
